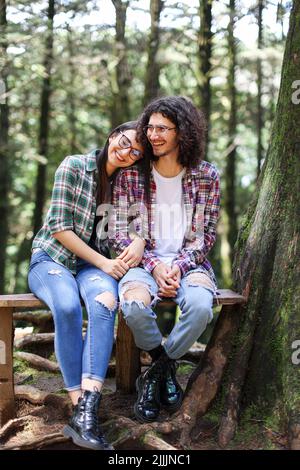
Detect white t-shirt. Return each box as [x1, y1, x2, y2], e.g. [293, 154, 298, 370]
[152, 166, 187, 266]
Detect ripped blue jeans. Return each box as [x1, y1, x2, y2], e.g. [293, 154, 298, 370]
[28, 250, 118, 391]
[119, 267, 214, 360]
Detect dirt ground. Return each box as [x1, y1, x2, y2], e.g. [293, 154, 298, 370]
[0, 362, 288, 451]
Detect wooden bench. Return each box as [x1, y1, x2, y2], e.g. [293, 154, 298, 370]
[0, 290, 246, 428]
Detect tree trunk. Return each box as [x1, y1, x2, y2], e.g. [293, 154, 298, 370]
[66, 25, 77, 154]
[143, 0, 164, 106]
[197, 0, 213, 160]
[218, 0, 300, 448]
[256, 0, 264, 178]
[0, 0, 10, 293]
[111, 0, 130, 127]
[224, 0, 238, 264]
[32, 0, 55, 236]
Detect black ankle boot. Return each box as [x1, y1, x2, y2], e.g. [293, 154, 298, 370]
[160, 359, 183, 412]
[134, 360, 162, 423]
[63, 390, 114, 450]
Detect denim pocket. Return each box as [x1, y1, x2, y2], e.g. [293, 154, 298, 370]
[29, 250, 52, 271]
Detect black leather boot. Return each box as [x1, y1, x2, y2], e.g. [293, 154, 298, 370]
[63, 390, 114, 450]
[160, 359, 183, 412]
[134, 361, 162, 423]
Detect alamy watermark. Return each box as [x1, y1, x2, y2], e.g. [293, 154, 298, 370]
[291, 80, 300, 104]
[291, 340, 300, 365]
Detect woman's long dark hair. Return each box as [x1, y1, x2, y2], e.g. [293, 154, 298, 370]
[96, 121, 151, 206]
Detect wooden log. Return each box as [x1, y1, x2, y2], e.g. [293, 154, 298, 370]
[178, 304, 242, 447]
[116, 312, 140, 393]
[14, 351, 59, 372]
[14, 333, 54, 350]
[0, 307, 16, 427]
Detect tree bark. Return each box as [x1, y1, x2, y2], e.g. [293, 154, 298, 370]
[111, 0, 130, 127]
[218, 0, 300, 447]
[197, 0, 213, 160]
[32, 0, 55, 236]
[0, 0, 10, 293]
[224, 0, 238, 265]
[143, 0, 164, 106]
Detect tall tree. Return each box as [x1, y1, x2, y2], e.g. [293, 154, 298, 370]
[197, 0, 213, 159]
[66, 25, 77, 154]
[0, 0, 10, 293]
[111, 0, 130, 127]
[217, 0, 300, 448]
[224, 0, 238, 264]
[143, 0, 164, 106]
[256, 0, 264, 178]
[32, 0, 55, 236]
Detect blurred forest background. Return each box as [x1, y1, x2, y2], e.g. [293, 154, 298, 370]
[0, 0, 292, 294]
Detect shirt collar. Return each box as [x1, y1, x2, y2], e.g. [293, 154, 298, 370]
[85, 149, 98, 172]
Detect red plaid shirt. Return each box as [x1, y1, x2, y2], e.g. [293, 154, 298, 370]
[109, 161, 220, 286]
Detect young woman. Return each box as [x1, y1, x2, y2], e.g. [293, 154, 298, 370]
[28, 122, 147, 450]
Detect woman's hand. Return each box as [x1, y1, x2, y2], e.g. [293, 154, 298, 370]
[153, 263, 180, 298]
[117, 238, 145, 267]
[100, 258, 129, 280]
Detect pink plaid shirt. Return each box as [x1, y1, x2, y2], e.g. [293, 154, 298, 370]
[109, 161, 220, 286]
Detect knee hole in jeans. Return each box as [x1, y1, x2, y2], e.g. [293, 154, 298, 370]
[122, 281, 151, 306]
[94, 291, 117, 311]
[185, 272, 215, 291]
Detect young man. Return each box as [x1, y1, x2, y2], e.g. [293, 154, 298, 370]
[110, 96, 220, 423]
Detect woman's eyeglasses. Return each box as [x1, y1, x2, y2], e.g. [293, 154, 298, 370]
[118, 133, 144, 161]
[143, 125, 177, 136]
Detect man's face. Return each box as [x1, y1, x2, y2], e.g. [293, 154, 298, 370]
[146, 113, 179, 159]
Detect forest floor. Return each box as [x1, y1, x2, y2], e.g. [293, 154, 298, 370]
[1, 360, 288, 451]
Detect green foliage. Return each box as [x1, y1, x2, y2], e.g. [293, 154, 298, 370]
[2, 0, 288, 292]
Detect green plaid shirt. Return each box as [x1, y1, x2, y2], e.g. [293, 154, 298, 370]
[32, 151, 98, 274]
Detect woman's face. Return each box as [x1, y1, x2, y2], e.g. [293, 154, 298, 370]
[106, 129, 144, 175]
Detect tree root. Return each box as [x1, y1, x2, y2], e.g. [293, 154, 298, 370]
[14, 333, 54, 350]
[2, 432, 68, 450]
[14, 351, 60, 372]
[14, 385, 50, 405]
[0, 416, 29, 443]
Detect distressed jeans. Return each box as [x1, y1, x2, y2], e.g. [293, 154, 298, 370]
[28, 250, 118, 391]
[119, 267, 214, 360]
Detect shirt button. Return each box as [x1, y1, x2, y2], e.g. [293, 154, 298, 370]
[89, 226, 93, 230]
[91, 212, 95, 216]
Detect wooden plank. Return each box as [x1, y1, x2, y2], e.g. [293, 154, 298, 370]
[0, 289, 246, 309]
[115, 312, 141, 393]
[0, 307, 16, 427]
[0, 294, 45, 308]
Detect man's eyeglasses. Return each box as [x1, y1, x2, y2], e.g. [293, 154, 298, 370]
[143, 125, 177, 136]
[118, 132, 144, 161]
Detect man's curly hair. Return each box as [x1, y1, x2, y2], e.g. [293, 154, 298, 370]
[137, 96, 207, 167]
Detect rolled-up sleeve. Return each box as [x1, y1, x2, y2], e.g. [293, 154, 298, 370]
[47, 157, 77, 234]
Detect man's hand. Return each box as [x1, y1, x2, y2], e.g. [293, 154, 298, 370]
[153, 263, 180, 298]
[100, 258, 129, 280]
[117, 238, 145, 267]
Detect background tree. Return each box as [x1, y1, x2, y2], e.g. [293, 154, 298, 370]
[224, 0, 238, 265]
[143, 0, 164, 106]
[256, 0, 264, 178]
[0, 0, 10, 293]
[197, 0, 213, 158]
[111, 0, 131, 126]
[32, 0, 55, 237]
